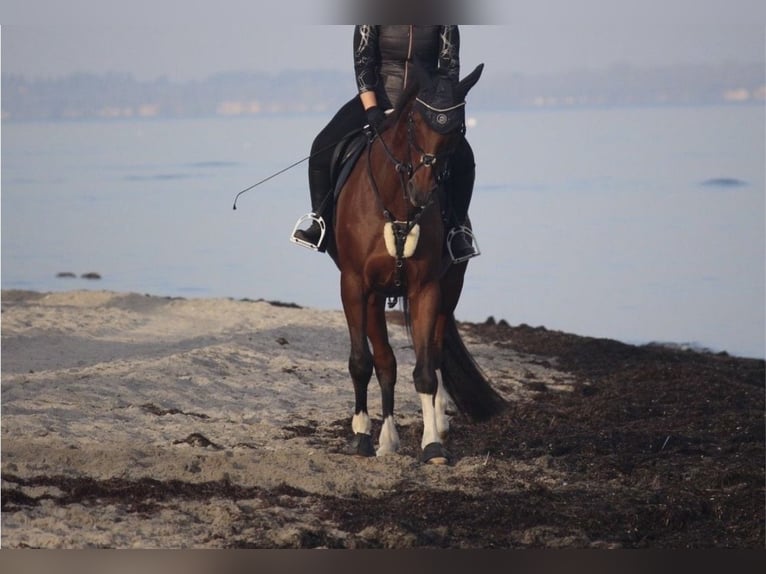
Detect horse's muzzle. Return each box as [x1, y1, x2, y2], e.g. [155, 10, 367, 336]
[407, 179, 437, 208]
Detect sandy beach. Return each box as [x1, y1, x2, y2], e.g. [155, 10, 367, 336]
[2, 289, 763, 548]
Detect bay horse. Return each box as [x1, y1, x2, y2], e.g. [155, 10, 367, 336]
[325, 63, 505, 464]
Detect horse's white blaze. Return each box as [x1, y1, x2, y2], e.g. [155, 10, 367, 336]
[435, 370, 451, 440]
[352, 411, 372, 435]
[419, 393, 442, 449]
[376, 415, 400, 456]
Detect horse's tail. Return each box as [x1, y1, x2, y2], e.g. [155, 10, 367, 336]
[440, 313, 506, 421]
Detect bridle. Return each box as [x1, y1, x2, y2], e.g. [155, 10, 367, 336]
[370, 99, 467, 213]
[409, 97, 467, 180]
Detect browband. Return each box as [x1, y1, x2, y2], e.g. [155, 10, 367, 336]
[414, 98, 466, 113]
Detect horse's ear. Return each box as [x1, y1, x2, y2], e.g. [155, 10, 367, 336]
[458, 63, 484, 99]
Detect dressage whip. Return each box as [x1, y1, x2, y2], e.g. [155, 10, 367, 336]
[231, 126, 368, 210]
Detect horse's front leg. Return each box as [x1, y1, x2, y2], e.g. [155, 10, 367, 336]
[367, 294, 399, 455]
[341, 272, 375, 457]
[410, 283, 448, 464]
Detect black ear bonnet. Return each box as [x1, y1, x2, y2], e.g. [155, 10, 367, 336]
[414, 74, 466, 135]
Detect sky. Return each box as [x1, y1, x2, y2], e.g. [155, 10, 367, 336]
[1, 0, 764, 82]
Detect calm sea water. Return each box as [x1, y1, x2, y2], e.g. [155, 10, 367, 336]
[2, 106, 764, 358]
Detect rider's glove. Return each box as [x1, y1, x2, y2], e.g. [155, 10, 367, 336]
[365, 106, 387, 133]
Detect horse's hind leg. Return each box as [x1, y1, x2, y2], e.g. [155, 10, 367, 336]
[367, 294, 399, 455]
[341, 273, 375, 457]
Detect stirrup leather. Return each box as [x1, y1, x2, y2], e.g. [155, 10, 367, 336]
[290, 212, 326, 251]
[447, 225, 480, 263]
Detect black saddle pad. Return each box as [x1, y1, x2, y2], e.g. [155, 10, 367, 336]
[330, 131, 369, 200]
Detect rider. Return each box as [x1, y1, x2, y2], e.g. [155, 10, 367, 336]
[291, 25, 479, 262]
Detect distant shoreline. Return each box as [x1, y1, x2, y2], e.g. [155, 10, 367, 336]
[3, 61, 764, 122]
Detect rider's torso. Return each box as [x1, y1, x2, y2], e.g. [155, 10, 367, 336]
[377, 25, 443, 109]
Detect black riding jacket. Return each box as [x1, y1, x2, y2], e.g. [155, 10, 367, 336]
[353, 25, 460, 110]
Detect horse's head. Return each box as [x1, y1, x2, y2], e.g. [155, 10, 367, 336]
[403, 63, 484, 208]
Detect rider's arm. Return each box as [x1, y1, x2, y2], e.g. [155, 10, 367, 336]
[438, 25, 461, 81]
[359, 90, 378, 111]
[354, 25, 380, 110]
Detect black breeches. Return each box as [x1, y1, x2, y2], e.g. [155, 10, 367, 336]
[446, 138, 476, 222]
[309, 96, 367, 175]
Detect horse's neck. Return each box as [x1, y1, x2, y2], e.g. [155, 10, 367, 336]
[370, 123, 408, 205]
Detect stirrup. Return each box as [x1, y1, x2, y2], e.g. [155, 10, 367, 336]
[447, 225, 481, 263]
[289, 212, 326, 251]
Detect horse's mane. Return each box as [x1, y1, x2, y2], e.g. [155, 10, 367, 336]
[384, 69, 424, 129]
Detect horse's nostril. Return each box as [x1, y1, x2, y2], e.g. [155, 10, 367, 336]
[408, 183, 432, 208]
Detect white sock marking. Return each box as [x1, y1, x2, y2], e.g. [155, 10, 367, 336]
[419, 393, 441, 449]
[376, 415, 400, 456]
[352, 411, 371, 435]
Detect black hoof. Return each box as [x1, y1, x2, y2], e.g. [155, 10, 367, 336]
[351, 433, 375, 457]
[421, 442, 449, 465]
